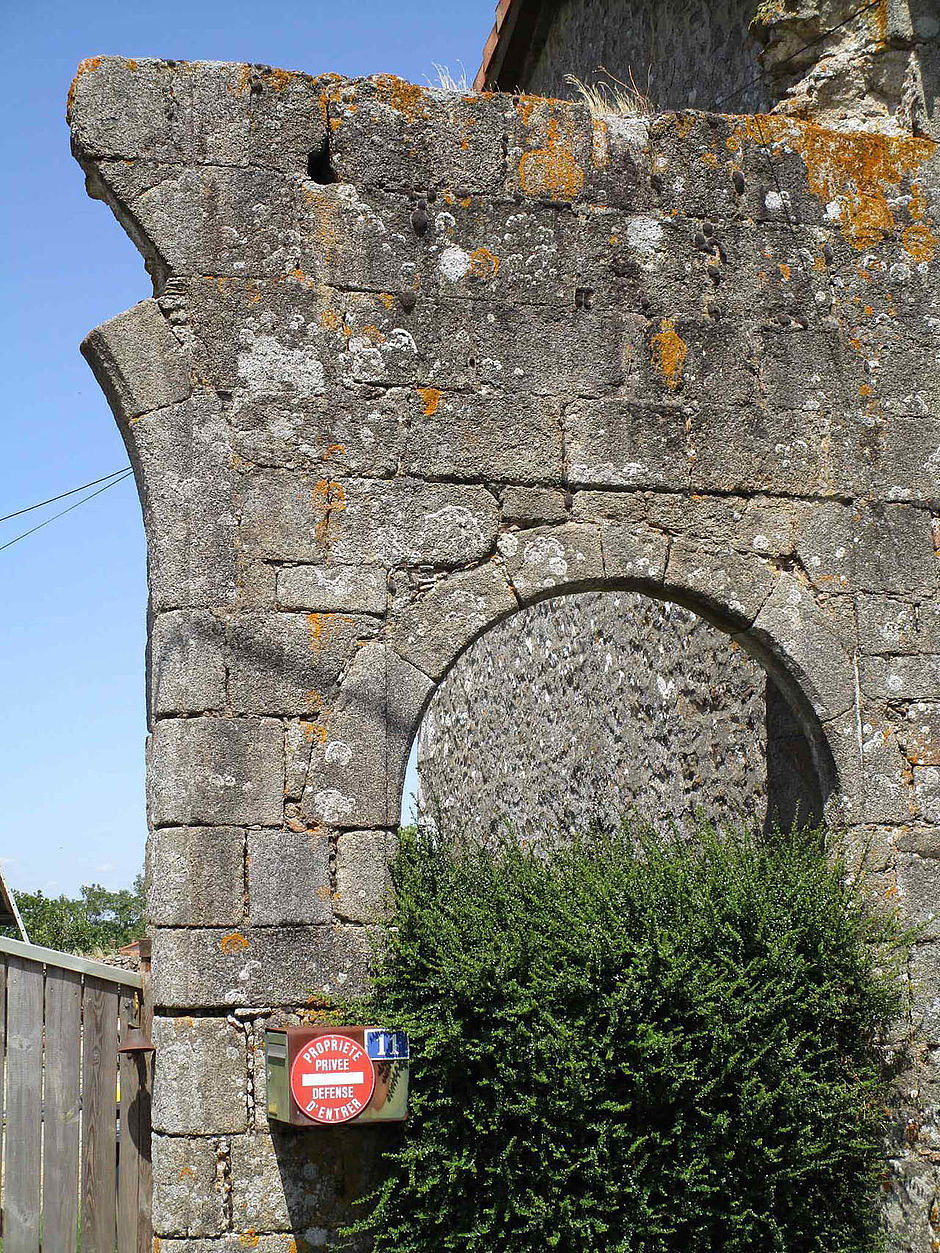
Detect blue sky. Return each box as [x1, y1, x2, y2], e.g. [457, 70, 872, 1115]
[0, 0, 489, 896]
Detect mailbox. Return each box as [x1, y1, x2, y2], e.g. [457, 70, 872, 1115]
[264, 1026, 409, 1127]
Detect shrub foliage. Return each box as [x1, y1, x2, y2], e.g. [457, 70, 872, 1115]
[348, 821, 909, 1253]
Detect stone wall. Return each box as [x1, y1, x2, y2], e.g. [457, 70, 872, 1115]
[68, 56, 940, 1250]
[417, 590, 823, 841]
[510, 0, 938, 137]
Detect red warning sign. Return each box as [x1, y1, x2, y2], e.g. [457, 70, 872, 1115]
[289, 1032, 375, 1124]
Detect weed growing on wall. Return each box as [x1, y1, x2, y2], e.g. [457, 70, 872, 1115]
[345, 820, 910, 1253]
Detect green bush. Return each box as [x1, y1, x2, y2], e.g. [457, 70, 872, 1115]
[0, 876, 144, 953]
[346, 820, 911, 1253]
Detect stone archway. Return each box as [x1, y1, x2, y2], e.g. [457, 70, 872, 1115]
[68, 57, 940, 1248]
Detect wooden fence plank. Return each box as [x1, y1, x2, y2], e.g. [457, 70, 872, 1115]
[43, 967, 82, 1253]
[136, 944, 153, 1253]
[0, 958, 8, 1237]
[4, 956, 43, 1253]
[118, 988, 141, 1251]
[81, 977, 119, 1253]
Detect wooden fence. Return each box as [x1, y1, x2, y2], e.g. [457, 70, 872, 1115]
[0, 934, 152, 1252]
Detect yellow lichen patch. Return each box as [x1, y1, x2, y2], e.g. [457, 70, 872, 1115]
[674, 113, 695, 140]
[66, 56, 104, 118]
[459, 196, 473, 209]
[859, 382, 874, 397]
[864, 0, 889, 46]
[372, 74, 429, 122]
[468, 247, 500, 281]
[378, 292, 395, 310]
[220, 933, 249, 955]
[651, 319, 688, 391]
[359, 324, 386, 344]
[520, 117, 585, 201]
[306, 612, 353, 652]
[417, 386, 442, 416]
[322, 443, 346, 461]
[813, 255, 827, 271]
[903, 221, 937, 264]
[320, 308, 339, 332]
[239, 1234, 260, 1249]
[311, 479, 346, 543]
[744, 115, 936, 250]
[125, 58, 138, 70]
[701, 150, 719, 168]
[778, 263, 792, 281]
[303, 722, 328, 745]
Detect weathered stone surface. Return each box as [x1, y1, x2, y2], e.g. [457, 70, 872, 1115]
[151, 1134, 227, 1237]
[150, 610, 227, 716]
[498, 523, 604, 600]
[665, 539, 775, 628]
[248, 827, 332, 925]
[153, 1015, 248, 1134]
[241, 473, 500, 568]
[300, 643, 433, 828]
[156, 1238, 302, 1253]
[228, 610, 377, 716]
[564, 399, 689, 490]
[276, 564, 388, 615]
[500, 486, 568, 526]
[334, 829, 396, 923]
[81, 298, 191, 420]
[147, 826, 245, 927]
[151, 924, 371, 1007]
[149, 717, 283, 827]
[70, 51, 940, 1251]
[389, 563, 518, 679]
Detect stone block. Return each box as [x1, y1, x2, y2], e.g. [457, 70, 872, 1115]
[599, 523, 670, 586]
[861, 655, 940, 702]
[284, 720, 314, 801]
[151, 1133, 227, 1237]
[564, 399, 689, 490]
[69, 57, 188, 160]
[241, 473, 500, 568]
[150, 610, 227, 716]
[229, 1125, 396, 1236]
[402, 389, 564, 485]
[745, 574, 856, 721]
[501, 487, 568, 526]
[153, 1015, 248, 1134]
[125, 393, 239, 611]
[227, 610, 377, 716]
[276, 564, 388, 615]
[796, 501, 938, 597]
[857, 594, 940, 656]
[81, 298, 191, 421]
[156, 1238, 303, 1253]
[149, 717, 283, 828]
[151, 923, 372, 1008]
[666, 539, 775, 629]
[301, 643, 433, 829]
[910, 943, 940, 1044]
[335, 829, 397, 923]
[248, 827, 332, 926]
[147, 826, 245, 927]
[691, 404, 833, 497]
[131, 164, 298, 277]
[898, 852, 940, 940]
[498, 523, 604, 601]
[389, 564, 518, 679]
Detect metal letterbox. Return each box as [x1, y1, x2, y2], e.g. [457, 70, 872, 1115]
[264, 1026, 409, 1126]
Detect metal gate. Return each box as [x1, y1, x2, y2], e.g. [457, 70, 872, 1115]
[0, 933, 152, 1251]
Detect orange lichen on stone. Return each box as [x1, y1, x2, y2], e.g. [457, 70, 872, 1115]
[902, 182, 937, 262]
[417, 386, 442, 416]
[468, 247, 500, 280]
[311, 479, 346, 543]
[178, 1167, 195, 1182]
[778, 263, 792, 280]
[303, 722, 328, 745]
[859, 382, 874, 397]
[744, 115, 936, 250]
[519, 115, 585, 201]
[220, 933, 249, 955]
[320, 308, 339, 331]
[359, 324, 386, 344]
[322, 443, 346, 461]
[651, 319, 688, 391]
[701, 150, 719, 168]
[239, 1234, 260, 1249]
[864, 0, 889, 45]
[66, 56, 104, 118]
[591, 117, 610, 169]
[372, 75, 429, 122]
[378, 292, 395, 309]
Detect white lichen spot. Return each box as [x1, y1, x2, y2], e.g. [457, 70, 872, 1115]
[312, 788, 356, 823]
[324, 740, 354, 767]
[439, 246, 472, 282]
[237, 334, 325, 399]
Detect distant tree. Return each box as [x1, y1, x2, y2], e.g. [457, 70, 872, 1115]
[1, 875, 144, 954]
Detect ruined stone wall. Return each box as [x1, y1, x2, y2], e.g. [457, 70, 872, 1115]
[68, 57, 940, 1250]
[417, 592, 776, 840]
[516, 0, 938, 137]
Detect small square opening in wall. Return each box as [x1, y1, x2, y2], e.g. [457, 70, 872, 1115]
[307, 136, 337, 184]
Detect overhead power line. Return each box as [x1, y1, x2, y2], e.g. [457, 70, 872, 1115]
[0, 470, 134, 556]
[0, 466, 132, 525]
[715, 0, 882, 108]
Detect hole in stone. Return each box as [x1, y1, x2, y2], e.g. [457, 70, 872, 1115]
[307, 136, 337, 184]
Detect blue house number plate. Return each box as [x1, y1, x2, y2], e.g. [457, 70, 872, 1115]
[365, 1029, 409, 1060]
